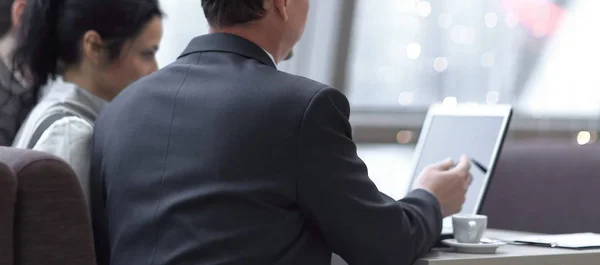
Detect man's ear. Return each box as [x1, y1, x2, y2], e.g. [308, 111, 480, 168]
[273, 0, 290, 22]
[11, 0, 26, 29]
[284, 49, 293, 61]
[82, 30, 106, 67]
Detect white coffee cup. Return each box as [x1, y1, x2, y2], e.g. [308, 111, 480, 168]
[452, 214, 488, 244]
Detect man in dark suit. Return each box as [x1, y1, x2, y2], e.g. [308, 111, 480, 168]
[0, 0, 29, 146]
[91, 1, 472, 264]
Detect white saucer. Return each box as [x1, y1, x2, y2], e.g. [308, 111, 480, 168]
[442, 238, 506, 254]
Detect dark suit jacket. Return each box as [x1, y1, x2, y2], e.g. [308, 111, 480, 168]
[0, 59, 30, 146]
[91, 33, 442, 265]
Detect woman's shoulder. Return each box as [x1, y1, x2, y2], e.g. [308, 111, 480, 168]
[12, 102, 94, 149]
[32, 115, 92, 148]
[25, 115, 93, 166]
[39, 115, 94, 140]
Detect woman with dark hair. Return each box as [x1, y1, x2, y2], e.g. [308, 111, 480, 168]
[0, 0, 27, 146]
[11, 0, 164, 204]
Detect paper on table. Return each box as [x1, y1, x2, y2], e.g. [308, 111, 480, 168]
[511, 233, 600, 249]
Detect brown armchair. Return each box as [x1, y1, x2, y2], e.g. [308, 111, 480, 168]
[0, 157, 17, 265]
[0, 147, 96, 265]
[481, 140, 600, 234]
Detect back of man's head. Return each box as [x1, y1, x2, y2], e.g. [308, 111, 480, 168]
[201, 0, 266, 27]
[200, 0, 308, 63]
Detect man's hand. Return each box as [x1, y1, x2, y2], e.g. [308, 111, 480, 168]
[413, 155, 472, 217]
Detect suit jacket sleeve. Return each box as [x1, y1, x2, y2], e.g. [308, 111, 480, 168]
[296, 87, 442, 265]
[90, 122, 109, 265]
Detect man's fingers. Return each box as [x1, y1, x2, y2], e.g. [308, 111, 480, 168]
[464, 174, 473, 189]
[448, 155, 470, 174]
[430, 158, 454, 171]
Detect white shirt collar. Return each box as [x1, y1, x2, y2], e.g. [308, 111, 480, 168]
[260, 47, 277, 66]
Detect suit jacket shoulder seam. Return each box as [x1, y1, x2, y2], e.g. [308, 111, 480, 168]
[148, 54, 199, 265]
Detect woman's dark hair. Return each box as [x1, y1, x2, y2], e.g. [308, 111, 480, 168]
[12, 0, 163, 93]
[0, 0, 12, 37]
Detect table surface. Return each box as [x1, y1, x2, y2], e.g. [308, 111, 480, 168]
[416, 229, 600, 265]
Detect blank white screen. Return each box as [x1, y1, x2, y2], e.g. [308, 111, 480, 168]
[412, 116, 505, 215]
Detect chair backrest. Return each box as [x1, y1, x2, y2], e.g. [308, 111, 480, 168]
[0, 159, 17, 265]
[0, 147, 96, 265]
[480, 140, 600, 234]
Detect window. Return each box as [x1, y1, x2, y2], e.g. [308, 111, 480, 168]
[157, 0, 209, 68]
[346, 0, 589, 118]
[154, 0, 600, 138]
[518, 0, 600, 117]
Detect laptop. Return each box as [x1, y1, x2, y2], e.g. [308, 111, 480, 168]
[406, 103, 512, 237]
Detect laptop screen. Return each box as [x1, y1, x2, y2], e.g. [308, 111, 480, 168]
[412, 115, 506, 216]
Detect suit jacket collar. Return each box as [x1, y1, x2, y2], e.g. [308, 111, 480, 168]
[178, 33, 277, 69]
